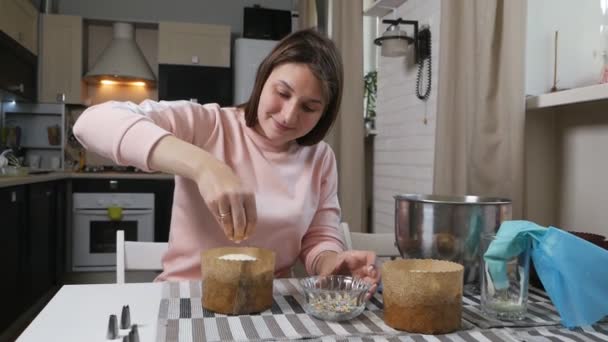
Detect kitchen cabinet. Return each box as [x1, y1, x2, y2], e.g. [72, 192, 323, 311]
[0, 22, 37, 101]
[0, 186, 26, 332]
[158, 22, 230, 67]
[54, 181, 66, 282]
[0, 0, 38, 55]
[39, 14, 83, 104]
[25, 182, 57, 307]
[72, 179, 175, 242]
[0, 181, 66, 333]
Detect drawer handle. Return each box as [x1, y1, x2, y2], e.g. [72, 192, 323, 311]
[56, 93, 66, 103]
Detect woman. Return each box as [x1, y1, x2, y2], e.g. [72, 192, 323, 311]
[74, 29, 379, 292]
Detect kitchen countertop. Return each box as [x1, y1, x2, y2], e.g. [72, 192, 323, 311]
[0, 171, 174, 188]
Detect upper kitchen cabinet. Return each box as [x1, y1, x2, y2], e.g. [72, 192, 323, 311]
[0, 0, 38, 55]
[39, 14, 83, 104]
[158, 22, 230, 67]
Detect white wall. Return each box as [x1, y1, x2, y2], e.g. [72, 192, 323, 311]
[526, 103, 608, 237]
[525, 1, 608, 237]
[526, 0, 606, 95]
[363, 15, 378, 74]
[556, 103, 608, 236]
[525, 110, 559, 227]
[56, 0, 295, 34]
[372, 0, 441, 233]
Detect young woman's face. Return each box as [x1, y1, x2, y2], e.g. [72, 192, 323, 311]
[256, 63, 326, 148]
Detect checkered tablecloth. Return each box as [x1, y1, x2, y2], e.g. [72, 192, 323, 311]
[156, 279, 608, 342]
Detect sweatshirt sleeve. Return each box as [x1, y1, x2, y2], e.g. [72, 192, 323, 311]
[300, 147, 346, 275]
[73, 100, 219, 172]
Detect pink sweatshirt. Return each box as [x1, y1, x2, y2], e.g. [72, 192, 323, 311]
[73, 100, 345, 281]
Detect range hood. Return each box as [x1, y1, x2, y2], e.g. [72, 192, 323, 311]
[84, 22, 156, 87]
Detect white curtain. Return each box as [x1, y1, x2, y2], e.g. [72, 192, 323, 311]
[297, 0, 317, 30]
[328, 0, 366, 232]
[433, 0, 527, 218]
[297, 0, 366, 232]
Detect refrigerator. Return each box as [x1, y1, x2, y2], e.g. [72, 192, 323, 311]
[233, 38, 278, 104]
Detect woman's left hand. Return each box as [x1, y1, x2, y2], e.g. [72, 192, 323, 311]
[319, 250, 380, 299]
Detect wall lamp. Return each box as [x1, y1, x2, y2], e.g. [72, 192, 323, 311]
[373, 17, 433, 100]
[373, 18, 430, 62]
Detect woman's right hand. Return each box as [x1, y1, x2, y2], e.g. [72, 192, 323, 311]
[148, 135, 257, 242]
[195, 158, 257, 243]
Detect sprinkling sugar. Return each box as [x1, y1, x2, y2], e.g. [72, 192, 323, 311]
[218, 253, 257, 261]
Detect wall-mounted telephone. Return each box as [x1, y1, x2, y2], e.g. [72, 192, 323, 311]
[416, 27, 432, 101]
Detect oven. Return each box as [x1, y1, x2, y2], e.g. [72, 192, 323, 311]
[72, 193, 154, 271]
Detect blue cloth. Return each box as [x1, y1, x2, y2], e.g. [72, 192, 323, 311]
[483, 221, 545, 289]
[484, 220, 608, 328]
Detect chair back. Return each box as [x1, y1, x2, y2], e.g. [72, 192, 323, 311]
[116, 230, 168, 284]
[340, 222, 400, 258]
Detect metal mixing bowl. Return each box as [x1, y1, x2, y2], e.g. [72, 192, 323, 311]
[394, 194, 512, 285]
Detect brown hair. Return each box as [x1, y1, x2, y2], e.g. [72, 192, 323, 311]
[241, 29, 343, 146]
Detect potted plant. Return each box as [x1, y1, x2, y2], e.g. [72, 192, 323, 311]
[363, 70, 377, 135]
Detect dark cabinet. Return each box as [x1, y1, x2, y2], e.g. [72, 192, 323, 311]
[0, 181, 66, 334]
[26, 182, 57, 306]
[0, 30, 37, 101]
[0, 186, 26, 332]
[54, 181, 66, 282]
[72, 179, 175, 242]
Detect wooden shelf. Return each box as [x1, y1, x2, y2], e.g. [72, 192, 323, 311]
[526, 83, 608, 110]
[2, 103, 64, 116]
[5, 111, 62, 116]
[21, 145, 62, 150]
[364, 0, 407, 17]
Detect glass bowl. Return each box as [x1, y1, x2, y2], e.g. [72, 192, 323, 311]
[299, 275, 370, 321]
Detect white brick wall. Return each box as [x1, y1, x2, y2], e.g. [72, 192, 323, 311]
[372, 0, 441, 233]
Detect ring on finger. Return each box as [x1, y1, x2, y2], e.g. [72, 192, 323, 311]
[219, 211, 231, 220]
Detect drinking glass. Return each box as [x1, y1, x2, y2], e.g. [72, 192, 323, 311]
[480, 233, 530, 320]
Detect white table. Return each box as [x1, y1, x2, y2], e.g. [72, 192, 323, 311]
[18, 282, 162, 342]
[18, 280, 608, 342]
